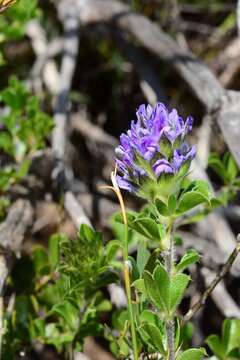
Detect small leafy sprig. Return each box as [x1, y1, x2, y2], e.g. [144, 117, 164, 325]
[4, 225, 119, 357]
[0, 76, 53, 192]
[206, 319, 240, 359]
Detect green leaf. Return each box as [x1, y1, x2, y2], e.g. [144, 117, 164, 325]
[129, 257, 140, 281]
[113, 211, 160, 242]
[176, 250, 201, 273]
[208, 153, 226, 182]
[106, 240, 122, 262]
[132, 279, 147, 295]
[176, 348, 207, 360]
[15, 159, 30, 180]
[181, 322, 194, 344]
[222, 319, 240, 355]
[177, 191, 210, 214]
[51, 301, 79, 331]
[33, 245, 50, 276]
[139, 310, 162, 327]
[155, 198, 169, 217]
[48, 234, 62, 270]
[169, 273, 190, 313]
[118, 337, 130, 357]
[0, 132, 13, 155]
[138, 322, 166, 353]
[153, 264, 170, 312]
[206, 335, 224, 358]
[31, 318, 45, 338]
[168, 194, 177, 214]
[144, 250, 161, 273]
[137, 241, 150, 275]
[143, 270, 165, 312]
[144, 263, 170, 312]
[183, 180, 211, 198]
[210, 197, 225, 209]
[226, 155, 238, 183]
[112, 310, 129, 331]
[132, 217, 161, 241]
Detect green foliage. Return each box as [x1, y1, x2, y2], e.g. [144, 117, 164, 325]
[209, 153, 239, 186]
[114, 210, 165, 245]
[0, 76, 53, 158]
[141, 262, 190, 316]
[0, 76, 53, 192]
[4, 227, 117, 358]
[208, 152, 240, 207]
[0, 0, 39, 67]
[206, 319, 240, 359]
[176, 348, 207, 360]
[176, 180, 212, 214]
[138, 310, 167, 354]
[176, 249, 201, 273]
[59, 224, 118, 294]
[0, 0, 39, 43]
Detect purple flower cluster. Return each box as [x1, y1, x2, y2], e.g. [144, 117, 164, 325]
[115, 103, 196, 197]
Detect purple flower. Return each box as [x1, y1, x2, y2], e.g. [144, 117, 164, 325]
[116, 175, 136, 193]
[172, 144, 196, 171]
[153, 159, 174, 177]
[115, 102, 196, 197]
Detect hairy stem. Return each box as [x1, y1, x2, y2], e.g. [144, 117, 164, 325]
[165, 221, 175, 360]
[166, 319, 175, 360]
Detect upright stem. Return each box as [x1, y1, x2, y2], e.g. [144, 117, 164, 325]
[123, 218, 139, 360]
[109, 173, 138, 360]
[165, 221, 175, 360]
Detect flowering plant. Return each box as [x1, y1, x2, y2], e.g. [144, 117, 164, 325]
[109, 103, 240, 360]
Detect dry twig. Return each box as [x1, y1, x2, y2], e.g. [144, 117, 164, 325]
[182, 235, 240, 325]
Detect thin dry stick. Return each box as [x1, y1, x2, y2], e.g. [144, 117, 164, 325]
[182, 235, 240, 325]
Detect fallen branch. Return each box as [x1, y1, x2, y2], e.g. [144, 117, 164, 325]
[182, 235, 240, 325]
[75, 0, 240, 166]
[26, 20, 60, 94]
[52, 0, 80, 187]
[64, 191, 92, 229]
[201, 268, 240, 318]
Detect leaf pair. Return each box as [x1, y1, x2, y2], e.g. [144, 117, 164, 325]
[114, 211, 165, 243]
[176, 348, 206, 360]
[176, 180, 212, 215]
[206, 319, 240, 359]
[136, 263, 190, 316]
[137, 310, 167, 355]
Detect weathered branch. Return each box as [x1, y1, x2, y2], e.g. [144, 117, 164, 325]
[0, 200, 33, 258]
[74, 0, 240, 166]
[76, 0, 223, 111]
[201, 268, 240, 318]
[52, 0, 80, 186]
[182, 235, 240, 325]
